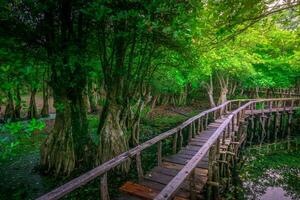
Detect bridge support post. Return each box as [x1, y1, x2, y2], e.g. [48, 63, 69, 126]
[100, 173, 110, 200]
[136, 152, 144, 181]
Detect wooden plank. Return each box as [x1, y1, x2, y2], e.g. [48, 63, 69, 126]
[144, 171, 207, 192]
[176, 152, 209, 162]
[120, 181, 189, 200]
[161, 162, 208, 176]
[140, 180, 190, 199]
[120, 182, 157, 200]
[190, 138, 207, 144]
[163, 155, 208, 169]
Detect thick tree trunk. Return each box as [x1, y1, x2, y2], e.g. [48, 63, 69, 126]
[14, 87, 22, 119]
[97, 101, 129, 171]
[27, 88, 38, 119]
[41, 94, 90, 175]
[4, 91, 15, 121]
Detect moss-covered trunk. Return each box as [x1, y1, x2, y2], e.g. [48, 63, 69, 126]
[97, 100, 129, 171]
[41, 92, 90, 175]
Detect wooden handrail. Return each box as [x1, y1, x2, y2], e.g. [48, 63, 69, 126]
[153, 101, 254, 200]
[37, 97, 300, 200]
[154, 98, 300, 200]
[37, 99, 247, 200]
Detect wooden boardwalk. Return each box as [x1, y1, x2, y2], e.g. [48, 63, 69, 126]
[37, 98, 300, 200]
[119, 106, 298, 199]
[119, 117, 231, 199]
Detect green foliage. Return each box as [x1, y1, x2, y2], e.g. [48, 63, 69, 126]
[0, 119, 46, 161]
[26, 119, 46, 133]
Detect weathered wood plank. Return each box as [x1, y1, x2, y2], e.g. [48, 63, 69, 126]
[120, 182, 188, 200]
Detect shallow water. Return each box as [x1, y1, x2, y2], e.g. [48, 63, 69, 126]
[259, 187, 292, 200]
[241, 167, 300, 200]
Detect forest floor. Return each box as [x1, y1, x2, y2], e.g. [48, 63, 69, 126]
[0, 101, 208, 200]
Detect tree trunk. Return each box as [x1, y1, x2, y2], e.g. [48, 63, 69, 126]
[150, 95, 158, 112]
[4, 91, 15, 121]
[240, 88, 244, 96]
[41, 85, 50, 117]
[97, 100, 130, 171]
[27, 88, 38, 119]
[206, 75, 216, 108]
[208, 89, 216, 108]
[218, 87, 228, 105]
[41, 93, 90, 175]
[41, 69, 50, 117]
[88, 79, 98, 113]
[255, 87, 260, 98]
[14, 87, 22, 119]
[216, 73, 228, 105]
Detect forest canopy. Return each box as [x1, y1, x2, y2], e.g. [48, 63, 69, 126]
[0, 0, 299, 176]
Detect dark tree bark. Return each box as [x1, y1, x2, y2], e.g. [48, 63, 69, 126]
[40, 1, 91, 175]
[41, 67, 50, 117]
[27, 87, 38, 119]
[4, 91, 15, 121]
[14, 86, 22, 119]
[87, 79, 98, 113]
[41, 88, 89, 175]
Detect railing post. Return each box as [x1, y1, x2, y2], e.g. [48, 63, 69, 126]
[231, 116, 235, 133]
[205, 114, 209, 129]
[189, 123, 193, 141]
[100, 173, 110, 200]
[179, 129, 183, 150]
[189, 170, 196, 200]
[172, 132, 178, 154]
[197, 118, 201, 134]
[193, 121, 196, 137]
[136, 152, 144, 181]
[201, 117, 204, 132]
[157, 141, 162, 166]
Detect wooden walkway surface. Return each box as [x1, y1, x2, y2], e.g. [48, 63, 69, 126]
[119, 117, 230, 200]
[119, 106, 297, 199]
